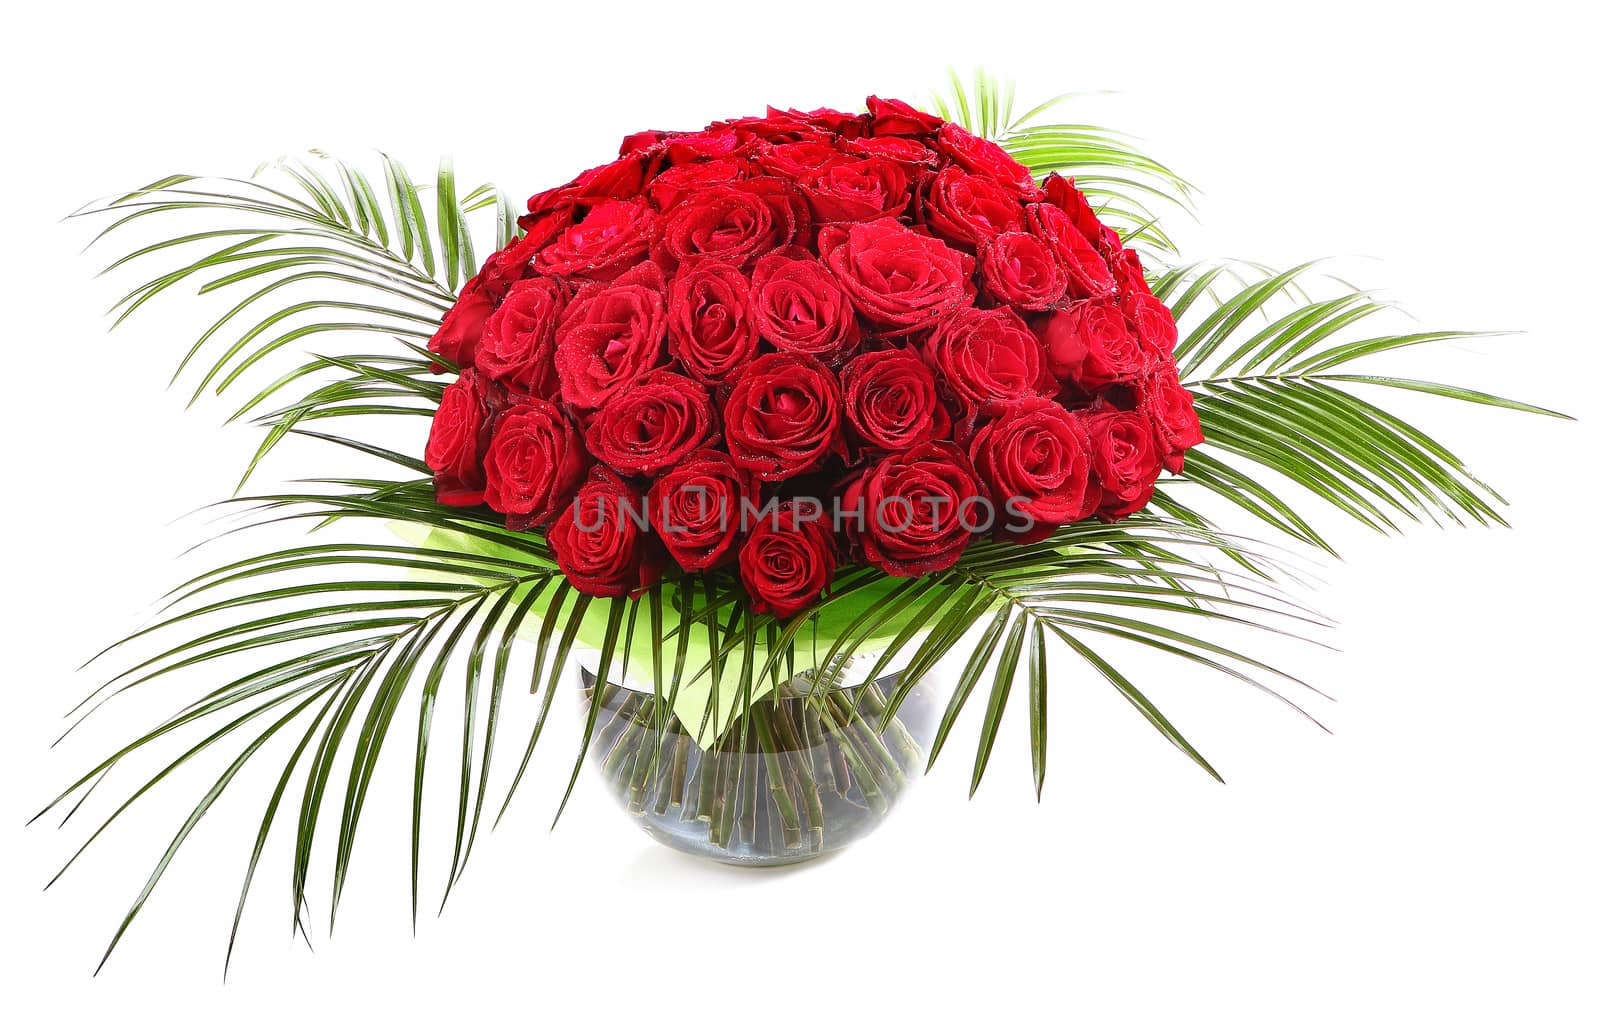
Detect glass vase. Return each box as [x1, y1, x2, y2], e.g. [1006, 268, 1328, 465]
[577, 656, 939, 866]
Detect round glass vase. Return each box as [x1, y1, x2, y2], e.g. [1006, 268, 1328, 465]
[577, 656, 939, 866]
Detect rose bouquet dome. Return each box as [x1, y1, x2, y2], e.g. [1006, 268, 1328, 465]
[424, 97, 1201, 624]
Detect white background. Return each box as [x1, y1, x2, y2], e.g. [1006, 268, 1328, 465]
[3, 1, 1596, 1013]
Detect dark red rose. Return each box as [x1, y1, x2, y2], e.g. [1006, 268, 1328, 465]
[923, 167, 1026, 250]
[1124, 292, 1178, 355]
[839, 441, 982, 576]
[533, 199, 653, 281]
[866, 96, 944, 137]
[978, 231, 1067, 310]
[924, 306, 1056, 416]
[648, 450, 751, 571]
[798, 155, 912, 222]
[722, 352, 843, 481]
[474, 277, 565, 397]
[839, 348, 943, 452]
[666, 259, 760, 385]
[1138, 363, 1203, 472]
[738, 501, 836, 617]
[425, 369, 494, 506]
[584, 370, 715, 476]
[752, 140, 840, 179]
[935, 122, 1040, 194]
[818, 218, 973, 335]
[1034, 300, 1149, 390]
[482, 398, 588, 528]
[553, 260, 668, 409]
[651, 177, 809, 270]
[547, 469, 660, 597]
[1026, 202, 1115, 300]
[1041, 174, 1121, 255]
[749, 252, 860, 359]
[1078, 408, 1162, 520]
[970, 397, 1094, 542]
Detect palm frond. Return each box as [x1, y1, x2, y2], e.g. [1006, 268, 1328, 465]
[1155, 261, 1569, 550]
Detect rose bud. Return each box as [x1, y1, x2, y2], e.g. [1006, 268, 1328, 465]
[1137, 363, 1204, 473]
[1033, 300, 1150, 391]
[425, 369, 495, 507]
[474, 277, 566, 397]
[921, 166, 1025, 251]
[1025, 202, 1116, 301]
[865, 96, 945, 137]
[970, 397, 1095, 543]
[924, 305, 1056, 417]
[553, 260, 669, 409]
[650, 176, 809, 270]
[482, 398, 588, 529]
[547, 469, 661, 598]
[648, 451, 752, 572]
[840, 348, 944, 452]
[722, 352, 844, 481]
[533, 198, 653, 282]
[837, 441, 983, 576]
[738, 501, 837, 618]
[978, 230, 1067, 310]
[666, 259, 760, 385]
[584, 370, 716, 476]
[817, 218, 973, 335]
[749, 252, 860, 361]
[1078, 408, 1163, 520]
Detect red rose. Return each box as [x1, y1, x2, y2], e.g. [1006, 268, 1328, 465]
[1041, 174, 1121, 255]
[666, 259, 759, 385]
[648, 450, 751, 572]
[1026, 202, 1116, 300]
[651, 177, 809, 270]
[839, 441, 982, 576]
[474, 277, 565, 397]
[553, 260, 668, 409]
[425, 369, 494, 506]
[839, 348, 943, 452]
[584, 370, 716, 476]
[647, 158, 747, 210]
[970, 397, 1094, 543]
[1109, 247, 1152, 298]
[925, 305, 1056, 416]
[1078, 408, 1162, 520]
[865, 96, 944, 137]
[738, 501, 836, 617]
[1124, 292, 1178, 355]
[722, 352, 844, 481]
[524, 154, 646, 219]
[752, 140, 840, 180]
[428, 275, 496, 367]
[935, 122, 1040, 194]
[841, 134, 940, 168]
[978, 230, 1067, 310]
[1034, 300, 1149, 391]
[749, 252, 860, 360]
[533, 199, 653, 281]
[818, 218, 973, 335]
[922, 166, 1025, 250]
[482, 398, 588, 528]
[547, 470, 660, 598]
[1138, 363, 1203, 472]
[798, 155, 912, 222]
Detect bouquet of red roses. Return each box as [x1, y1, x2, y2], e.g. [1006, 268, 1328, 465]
[42, 76, 1557, 964]
[423, 96, 1201, 615]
